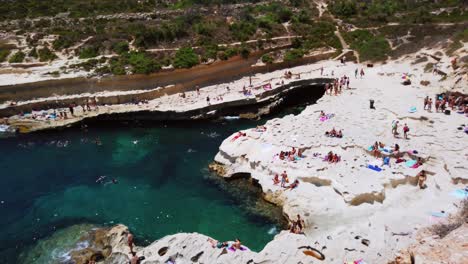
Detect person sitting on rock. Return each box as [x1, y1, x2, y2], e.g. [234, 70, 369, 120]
[337, 130, 343, 138]
[325, 151, 333, 162]
[232, 238, 242, 250]
[297, 148, 304, 158]
[372, 142, 380, 158]
[273, 174, 280, 185]
[417, 170, 427, 189]
[319, 111, 325, 118]
[331, 153, 340, 163]
[279, 151, 285, 160]
[330, 127, 337, 137]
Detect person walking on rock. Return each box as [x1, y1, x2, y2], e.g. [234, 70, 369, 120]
[392, 120, 399, 137]
[403, 123, 410, 139]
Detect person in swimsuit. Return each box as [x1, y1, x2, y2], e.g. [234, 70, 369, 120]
[273, 174, 280, 185]
[281, 171, 288, 187]
[417, 170, 427, 189]
[403, 124, 409, 139]
[208, 238, 228, 249]
[127, 233, 134, 253]
[286, 180, 300, 190]
[233, 238, 242, 250]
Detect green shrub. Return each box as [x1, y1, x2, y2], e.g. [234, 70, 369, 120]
[225, 47, 239, 58]
[112, 41, 129, 55]
[28, 47, 38, 58]
[173, 47, 199, 68]
[239, 44, 250, 59]
[261, 54, 273, 64]
[0, 49, 11, 62]
[109, 58, 126, 75]
[330, 0, 357, 17]
[345, 30, 391, 62]
[8, 51, 25, 63]
[79, 46, 99, 59]
[201, 44, 219, 61]
[126, 51, 160, 74]
[230, 21, 257, 41]
[38, 47, 57, 62]
[284, 48, 304, 62]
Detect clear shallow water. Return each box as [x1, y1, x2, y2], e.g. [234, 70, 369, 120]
[0, 120, 283, 263]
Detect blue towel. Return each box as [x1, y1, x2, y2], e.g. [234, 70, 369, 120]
[451, 189, 468, 199]
[367, 165, 382, 172]
[405, 160, 417, 167]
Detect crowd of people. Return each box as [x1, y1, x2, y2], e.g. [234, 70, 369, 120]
[277, 147, 304, 161]
[324, 75, 350, 96]
[424, 94, 467, 114]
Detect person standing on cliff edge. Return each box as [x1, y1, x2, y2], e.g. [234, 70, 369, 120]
[128, 232, 134, 253]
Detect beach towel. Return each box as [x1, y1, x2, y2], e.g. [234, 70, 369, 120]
[451, 189, 468, 199]
[405, 160, 417, 167]
[367, 165, 382, 172]
[430, 211, 447, 218]
[408, 106, 417, 113]
[368, 146, 374, 151]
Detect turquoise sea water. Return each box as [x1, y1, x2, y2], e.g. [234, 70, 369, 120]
[0, 120, 284, 263]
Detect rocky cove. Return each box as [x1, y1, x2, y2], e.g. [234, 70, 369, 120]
[1, 69, 329, 264]
[2, 51, 467, 264]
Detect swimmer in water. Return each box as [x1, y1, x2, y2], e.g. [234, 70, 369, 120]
[96, 176, 106, 183]
[112, 178, 118, 184]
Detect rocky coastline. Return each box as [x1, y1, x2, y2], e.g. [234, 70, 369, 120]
[5, 48, 468, 264]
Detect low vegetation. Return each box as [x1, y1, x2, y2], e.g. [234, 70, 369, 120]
[0, 49, 11, 62]
[329, 0, 467, 26]
[8, 51, 26, 63]
[173, 47, 199, 69]
[38, 47, 58, 62]
[344, 29, 391, 62]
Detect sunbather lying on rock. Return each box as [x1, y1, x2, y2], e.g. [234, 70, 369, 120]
[231, 132, 246, 142]
[285, 179, 300, 190]
[208, 238, 228, 249]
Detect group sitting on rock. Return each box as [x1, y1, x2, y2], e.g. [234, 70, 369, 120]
[324, 151, 341, 163]
[278, 147, 304, 161]
[325, 127, 343, 138]
[208, 238, 243, 251]
[289, 214, 305, 234]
